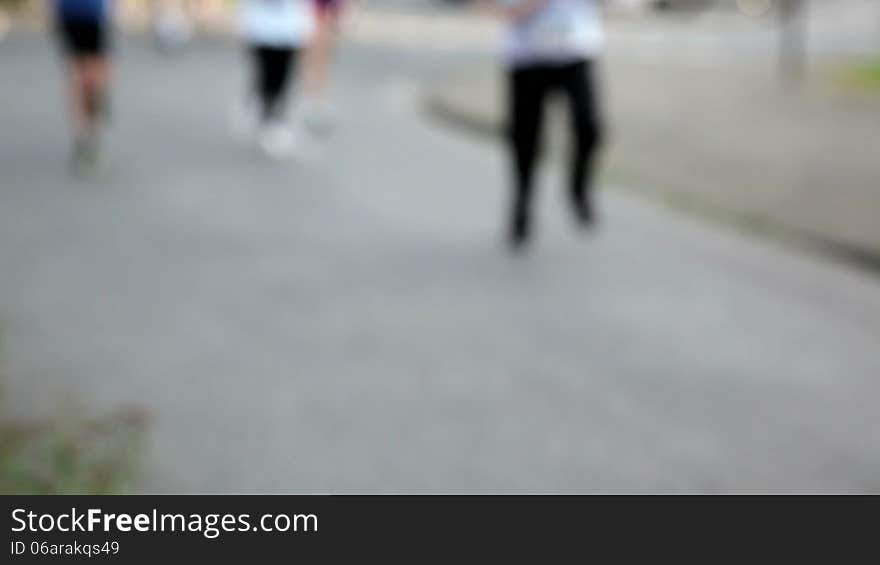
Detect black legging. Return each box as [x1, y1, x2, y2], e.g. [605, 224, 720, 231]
[508, 60, 603, 217]
[251, 46, 299, 122]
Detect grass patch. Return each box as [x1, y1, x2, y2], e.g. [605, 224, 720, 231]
[0, 409, 146, 494]
[0, 325, 147, 494]
[834, 58, 880, 96]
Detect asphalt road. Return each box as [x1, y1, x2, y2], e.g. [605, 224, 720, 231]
[1, 32, 879, 493]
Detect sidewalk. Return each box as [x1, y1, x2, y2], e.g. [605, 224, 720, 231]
[4, 34, 880, 493]
[426, 56, 880, 270]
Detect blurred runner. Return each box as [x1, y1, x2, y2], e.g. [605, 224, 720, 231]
[484, 0, 605, 249]
[302, 0, 346, 134]
[238, 0, 316, 159]
[151, 0, 195, 54]
[54, 0, 113, 175]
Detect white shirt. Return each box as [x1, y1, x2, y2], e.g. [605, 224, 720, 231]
[240, 0, 315, 48]
[504, 0, 603, 67]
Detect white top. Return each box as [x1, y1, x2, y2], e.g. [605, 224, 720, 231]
[240, 0, 315, 48]
[504, 0, 603, 67]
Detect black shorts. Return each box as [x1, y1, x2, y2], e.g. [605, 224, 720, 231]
[57, 19, 109, 58]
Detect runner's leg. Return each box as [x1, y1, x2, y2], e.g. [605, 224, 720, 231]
[560, 60, 603, 226]
[509, 65, 550, 246]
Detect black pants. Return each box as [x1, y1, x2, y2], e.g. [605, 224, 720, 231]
[57, 19, 110, 58]
[508, 60, 603, 217]
[251, 46, 299, 122]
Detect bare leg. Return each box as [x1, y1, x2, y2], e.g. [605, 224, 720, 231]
[83, 55, 110, 125]
[67, 60, 91, 142]
[304, 11, 335, 103]
[67, 55, 109, 171]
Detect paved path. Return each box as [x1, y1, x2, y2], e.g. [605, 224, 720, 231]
[1, 34, 879, 493]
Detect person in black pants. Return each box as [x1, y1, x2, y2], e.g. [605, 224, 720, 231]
[239, 0, 315, 159]
[510, 60, 603, 246]
[486, 0, 605, 249]
[252, 46, 298, 123]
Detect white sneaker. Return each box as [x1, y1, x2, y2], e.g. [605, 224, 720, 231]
[257, 122, 299, 160]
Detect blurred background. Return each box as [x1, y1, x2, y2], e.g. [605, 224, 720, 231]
[1, 0, 879, 493]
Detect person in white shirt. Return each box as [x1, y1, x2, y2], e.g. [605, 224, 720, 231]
[239, 0, 315, 158]
[151, 0, 194, 53]
[485, 0, 605, 248]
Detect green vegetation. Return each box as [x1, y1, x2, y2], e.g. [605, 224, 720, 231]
[834, 58, 880, 95]
[0, 0, 25, 10]
[0, 332, 145, 494]
[0, 409, 146, 494]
